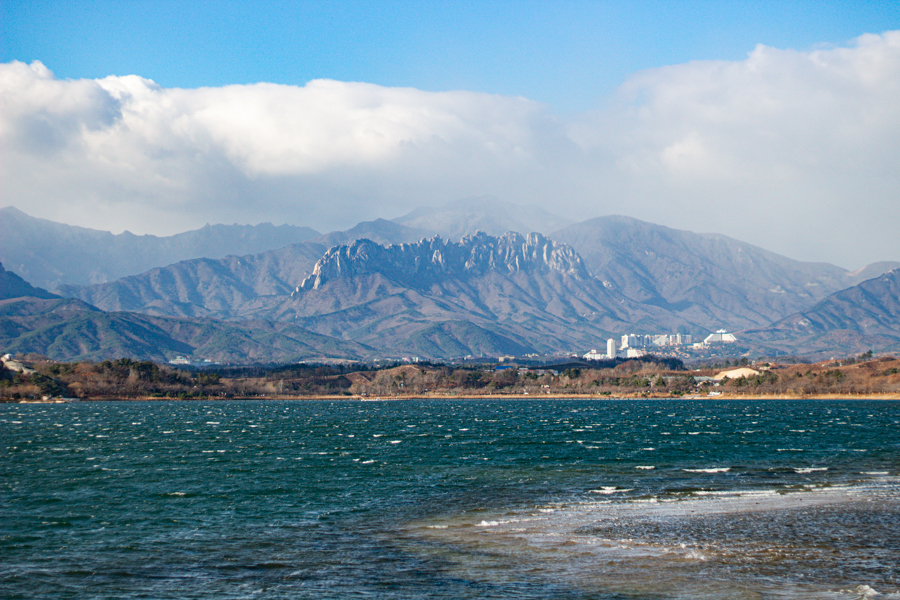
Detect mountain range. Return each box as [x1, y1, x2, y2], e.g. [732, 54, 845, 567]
[742, 268, 900, 356]
[0, 206, 321, 290]
[53, 213, 898, 332]
[251, 232, 680, 355]
[0, 294, 372, 364]
[2, 204, 899, 363]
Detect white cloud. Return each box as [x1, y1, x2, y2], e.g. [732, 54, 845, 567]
[1, 31, 899, 267]
[570, 30, 900, 266]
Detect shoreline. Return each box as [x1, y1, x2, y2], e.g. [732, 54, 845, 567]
[11, 392, 900, 403]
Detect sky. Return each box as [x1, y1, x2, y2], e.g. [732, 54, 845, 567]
[2, 1, 899, 268]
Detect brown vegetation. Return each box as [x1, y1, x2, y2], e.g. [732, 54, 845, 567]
[2, 354, 899, 402]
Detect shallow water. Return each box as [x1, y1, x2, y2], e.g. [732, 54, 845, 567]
[2, 399, 898, 599]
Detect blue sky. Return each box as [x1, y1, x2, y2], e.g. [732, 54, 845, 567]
[1, 2, 900, 267]
[4, 1, 898, 112]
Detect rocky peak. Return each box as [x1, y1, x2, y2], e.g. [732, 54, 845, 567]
[295, 231, 588, 292]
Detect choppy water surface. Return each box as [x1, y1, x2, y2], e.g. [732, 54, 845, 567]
[2, 399, 898, 599]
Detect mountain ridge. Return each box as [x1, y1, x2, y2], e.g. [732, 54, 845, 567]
[0, 262, 59, 301]
[551, 215, 898, 330]
[0, 206, 321, 290]
[0, 296, 373, 363]
[297, 232, 589, 292]
[742, 268, 900, 356]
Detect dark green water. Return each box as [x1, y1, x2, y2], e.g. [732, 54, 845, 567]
[2, 399, 899, 599]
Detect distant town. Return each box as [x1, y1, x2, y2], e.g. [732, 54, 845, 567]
[163, 330, 740, 369]
[582, 329, 736, 361]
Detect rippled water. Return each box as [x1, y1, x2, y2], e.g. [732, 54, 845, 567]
[2, 399, 898, 599]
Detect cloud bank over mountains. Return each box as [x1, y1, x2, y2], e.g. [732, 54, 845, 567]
[2, 31, 898, 267]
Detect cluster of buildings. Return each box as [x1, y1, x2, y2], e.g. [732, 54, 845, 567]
[582, 329, 736, 361]
[169, 356, 220, 367]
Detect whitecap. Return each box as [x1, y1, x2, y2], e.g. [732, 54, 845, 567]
[794, 467, 828, 474]
[683, 467, 731, 473]
[635, 465, 655, 470]
[477, 520, 500, 527]
[590, 487, 633, 495]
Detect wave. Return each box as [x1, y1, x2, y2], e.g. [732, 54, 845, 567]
[682, 467, 731, 473]
[589, 487, 633, 495]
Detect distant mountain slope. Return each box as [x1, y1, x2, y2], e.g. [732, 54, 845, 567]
[0, 262, 59, 301]
[847, 261, 900, 283]
[0, 296, 372, 363]
[743, 268, 900, 356]
[552, 215, 897, 330]
[402, 320, 534, 358]
[0, 206, 320, 290]
[245, 233, 682, 357]
[0, 298, 194, 362]
[393, 196, 573, 241]
[58, 243, 325, 319]
[310, 218, 432, 249]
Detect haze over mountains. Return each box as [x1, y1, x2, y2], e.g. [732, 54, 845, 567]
[2, 203, 899, 363]
[392, 197, 574, 241]
[0, 206, 322, 290]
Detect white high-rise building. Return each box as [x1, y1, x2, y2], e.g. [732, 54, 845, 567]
[621, 334, 641, 349]
[607, 338, 616, 359]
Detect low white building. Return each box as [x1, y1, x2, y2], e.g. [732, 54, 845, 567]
[704, 329, 737, 344]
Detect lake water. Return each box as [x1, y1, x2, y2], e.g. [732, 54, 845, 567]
[2, 399, 899, 599]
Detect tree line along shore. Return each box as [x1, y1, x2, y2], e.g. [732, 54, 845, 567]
[2, 352, 900, 402]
